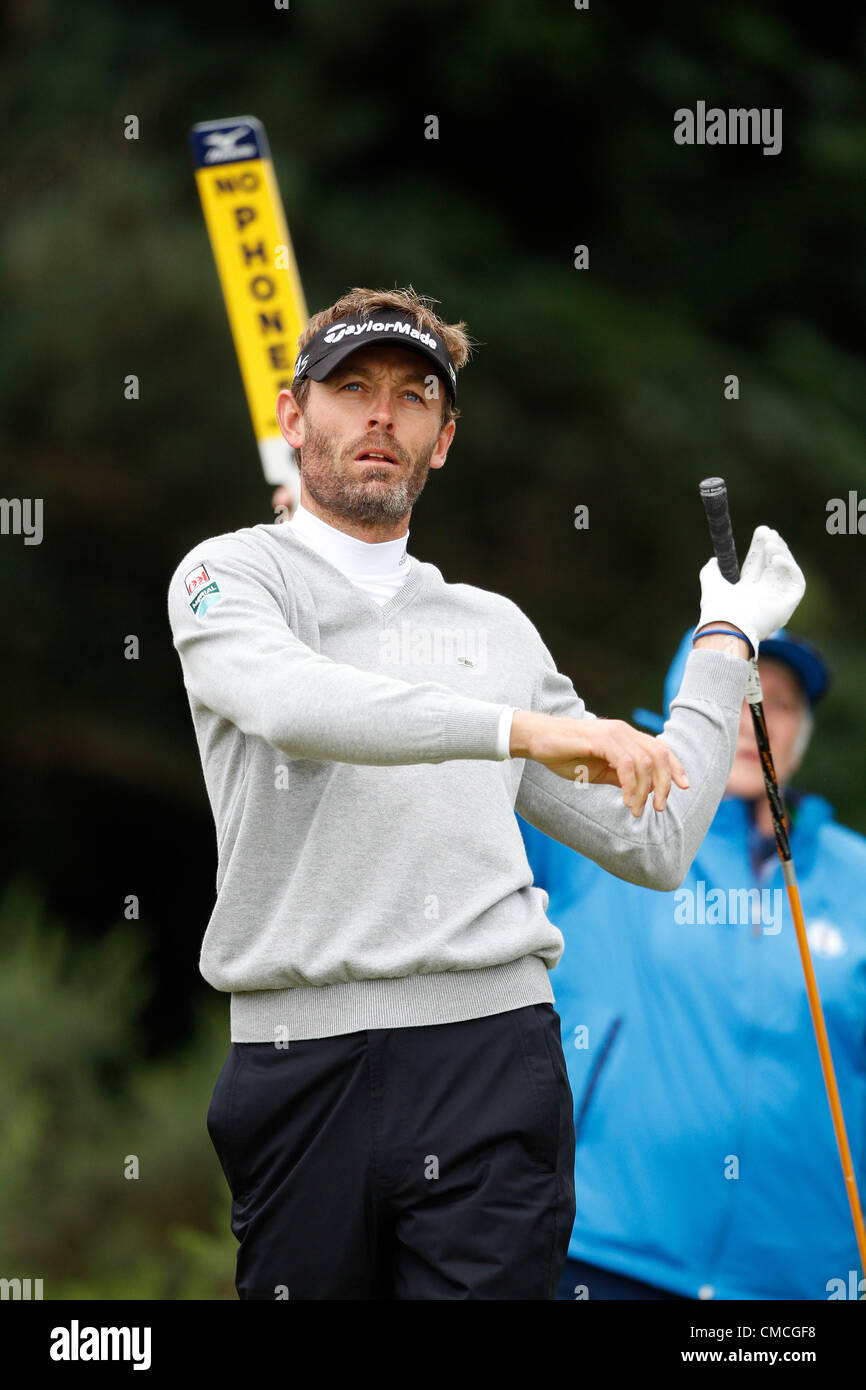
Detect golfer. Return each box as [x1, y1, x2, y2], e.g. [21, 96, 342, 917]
[167, 286, 805, 1300]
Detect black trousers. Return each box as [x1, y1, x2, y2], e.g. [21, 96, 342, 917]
[207, 1002, 576, 1299]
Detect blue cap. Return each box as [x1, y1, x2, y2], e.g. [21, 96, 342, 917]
[632, 628, 830, 734]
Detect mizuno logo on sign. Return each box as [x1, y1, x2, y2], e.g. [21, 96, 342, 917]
[203, 127, 258, 163]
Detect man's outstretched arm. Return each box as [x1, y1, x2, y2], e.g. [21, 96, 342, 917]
[514, 643, 748, 891]
[513, 525, 806, 890]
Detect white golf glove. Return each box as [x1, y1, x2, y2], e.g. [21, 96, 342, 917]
[698, 525, 806, 656]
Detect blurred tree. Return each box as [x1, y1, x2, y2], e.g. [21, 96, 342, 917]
[0, 878, 237, 1297]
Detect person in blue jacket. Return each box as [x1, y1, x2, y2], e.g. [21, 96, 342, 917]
[518, 627, 866, 1301]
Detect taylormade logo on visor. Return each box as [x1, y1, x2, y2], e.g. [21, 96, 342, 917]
[324, 321, 439, 349]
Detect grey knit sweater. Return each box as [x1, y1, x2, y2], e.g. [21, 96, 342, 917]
[167, 522, 749, 1041]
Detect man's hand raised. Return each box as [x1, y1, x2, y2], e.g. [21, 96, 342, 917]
[510, 711, 690, 818]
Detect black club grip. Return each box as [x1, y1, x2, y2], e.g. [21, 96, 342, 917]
[699, 477, 740, 584]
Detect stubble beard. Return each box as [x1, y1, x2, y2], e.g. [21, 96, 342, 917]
[296, 413, 439, 526]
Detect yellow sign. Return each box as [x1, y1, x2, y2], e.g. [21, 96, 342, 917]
[191, 117, 308, 485]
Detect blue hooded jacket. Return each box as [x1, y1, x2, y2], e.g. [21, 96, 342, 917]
[518, 641, 866, 1300]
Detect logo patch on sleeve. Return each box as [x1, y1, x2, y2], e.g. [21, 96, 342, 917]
[184, 562, 223, 618]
